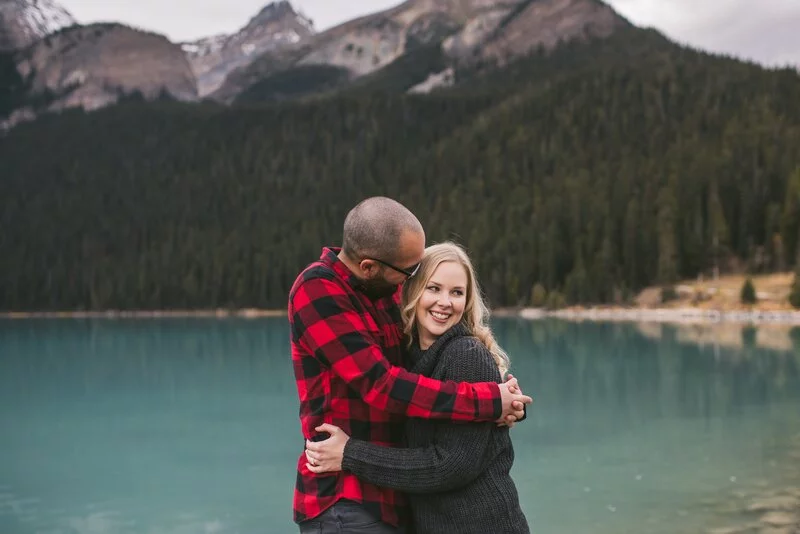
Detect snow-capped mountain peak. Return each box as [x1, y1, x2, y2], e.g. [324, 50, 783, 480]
[0, 0, 76, 50]
[182, 0, 315, 97]
[21, 0, 74, 36]
[181, 33, 228, 57]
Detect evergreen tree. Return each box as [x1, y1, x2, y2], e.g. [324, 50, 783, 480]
[657, 185, 679, 284]
[545, 291, 567, 310]
[740, 278, 757, 305]
[530, 284, 547, 307]
[660, 286, 679, 304]
[790, 267, 800, 309]
[1, 27, 799, 311]
[782, 168, 800, 264]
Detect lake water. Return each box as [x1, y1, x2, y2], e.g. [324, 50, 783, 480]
[1, 318, 799, 534]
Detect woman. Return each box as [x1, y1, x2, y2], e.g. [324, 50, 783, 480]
[305, 242, 530, 534]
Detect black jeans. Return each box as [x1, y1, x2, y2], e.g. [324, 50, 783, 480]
[298, 500, 407, 534]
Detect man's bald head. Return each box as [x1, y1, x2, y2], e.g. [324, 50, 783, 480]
[342, 197, 424, 263]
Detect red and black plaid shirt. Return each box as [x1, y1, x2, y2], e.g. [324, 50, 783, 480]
[289, 248, 503, 526]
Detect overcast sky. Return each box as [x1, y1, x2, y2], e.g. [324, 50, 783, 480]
[56, 0, 799, 68]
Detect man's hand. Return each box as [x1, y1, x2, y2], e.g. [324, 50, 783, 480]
[496, 375, 532, 427]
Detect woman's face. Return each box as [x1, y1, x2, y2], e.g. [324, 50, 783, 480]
[415, 261, 468, 350]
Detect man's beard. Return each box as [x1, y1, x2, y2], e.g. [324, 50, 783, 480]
[361, 277, 398, 301]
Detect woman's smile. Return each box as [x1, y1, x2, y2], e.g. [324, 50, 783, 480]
[415, 261, 468, 349]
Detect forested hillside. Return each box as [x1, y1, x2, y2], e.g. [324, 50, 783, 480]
[2, 28, 799, 311]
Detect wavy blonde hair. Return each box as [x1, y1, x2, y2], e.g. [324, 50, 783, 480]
[401, 242, 510, 375]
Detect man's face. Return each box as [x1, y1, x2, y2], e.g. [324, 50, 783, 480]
[361, 229, 425, 300]
[361, 275, 400, 301]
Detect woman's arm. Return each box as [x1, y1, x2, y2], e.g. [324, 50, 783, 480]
[307, 338, 503, 494]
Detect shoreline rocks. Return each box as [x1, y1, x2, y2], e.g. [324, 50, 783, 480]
[516, 307, 800, 325]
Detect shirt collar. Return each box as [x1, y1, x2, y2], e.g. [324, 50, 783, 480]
[319, 247, 367, 292]
[318, 247, 402, 305]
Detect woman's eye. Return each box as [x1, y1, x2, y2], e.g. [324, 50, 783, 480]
[453, 290, 464, 297]
[427, 286, 439, 292]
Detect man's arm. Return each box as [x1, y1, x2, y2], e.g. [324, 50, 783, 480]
[292, 277, 528, 422]
[339, 341, 503, 492]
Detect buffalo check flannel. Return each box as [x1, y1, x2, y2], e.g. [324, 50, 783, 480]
[289, 248, 503, 526]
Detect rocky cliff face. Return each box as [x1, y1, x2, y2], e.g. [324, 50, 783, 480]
[183, 0, 314, 97]
[294, 0, 522, 76]
[6, 23, 196, 126]
[462, 0, 628, 64]
[211, 0, 517, 100]
[214, 0, 628, 100]
[0, 0, 75, 51]
[2, 0, 632, 126]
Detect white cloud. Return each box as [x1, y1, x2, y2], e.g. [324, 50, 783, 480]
[605, 0, 800, 66]
[57, 0, 402, 41]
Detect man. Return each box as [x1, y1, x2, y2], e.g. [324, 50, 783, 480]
[289, 197, 532, 533]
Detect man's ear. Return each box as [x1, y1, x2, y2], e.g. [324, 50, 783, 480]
[359, 259, 379, 277]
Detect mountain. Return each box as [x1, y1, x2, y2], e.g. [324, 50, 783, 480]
[445, 0, 625, 64]
[2, 28, 799, 311]
[2, 23, 196, 129]
[213, 0, 628, 102]
[182, 0, 314, 97]
[1, 0, 630, 121]
[0, 0, 75, 51]
[1, 1, 313, 125]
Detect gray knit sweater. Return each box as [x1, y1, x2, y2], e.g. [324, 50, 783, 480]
[342, 323, 530, 534]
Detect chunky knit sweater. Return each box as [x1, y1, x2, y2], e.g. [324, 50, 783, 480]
[342, 323, 530, 534]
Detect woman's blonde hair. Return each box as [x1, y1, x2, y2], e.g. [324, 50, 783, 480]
[401, 242, 510, 375]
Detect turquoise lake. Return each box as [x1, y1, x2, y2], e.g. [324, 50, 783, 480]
[1, 318, 799, 534]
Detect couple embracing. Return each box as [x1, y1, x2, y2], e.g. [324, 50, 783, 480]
[289, 197, 532, 534]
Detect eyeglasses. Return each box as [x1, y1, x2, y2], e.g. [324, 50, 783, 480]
[367, 258, 421, 279]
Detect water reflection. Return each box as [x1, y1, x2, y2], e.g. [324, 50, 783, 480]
[0, 318, 798, 534]
[495, 319, 800, 533]
[496, 320, 800, 423]
[0, 319, 297, 534]
[0, 319, 297, 399]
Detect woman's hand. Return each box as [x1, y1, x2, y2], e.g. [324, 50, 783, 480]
[305, 424, 350, 474]
[497, 374, 532, 428]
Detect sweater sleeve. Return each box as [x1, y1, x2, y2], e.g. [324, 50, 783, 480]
[342, 338, 502, 494]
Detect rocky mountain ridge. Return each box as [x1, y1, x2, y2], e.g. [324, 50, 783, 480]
[213, 0, 628, 101]
[2, 0, 631, 126]
[0, 0, 75, 51]
[182, 0, 315, 97]
[3, 23, 196, 129]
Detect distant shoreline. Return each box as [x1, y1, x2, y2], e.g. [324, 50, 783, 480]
[504, 307, 800, 325]
[497, 306, 800, 325]
[0, 309, 287, 319]
[2, 306, 800, 324]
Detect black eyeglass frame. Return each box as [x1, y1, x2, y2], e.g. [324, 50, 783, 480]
[366, 258, 421, 279]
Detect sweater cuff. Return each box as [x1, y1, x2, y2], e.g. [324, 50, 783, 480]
[490, 382, 502, 420]
[341, 438, 364, 472]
